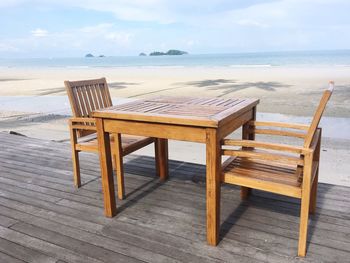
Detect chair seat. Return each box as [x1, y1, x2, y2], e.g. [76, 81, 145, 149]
[222, 156, 304, 198]
[75, 133, 154, 156]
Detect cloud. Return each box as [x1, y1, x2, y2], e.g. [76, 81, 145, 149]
[1, 0, 350, 57]
[0, 0, 26, 8]
[0, 43, 20, 52]
[31, 28, 48, 37]
[185, 40, 195, 46]
[80, 23, 113, 34]
[105, 32, 133, 45]
[237, 19, 268, 28]
[83, 1, 283, 24]
[0, 23, 139, 57]
[79, 23, 134, 45]
[0, 0, 281, 24]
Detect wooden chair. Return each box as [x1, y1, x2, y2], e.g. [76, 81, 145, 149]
[65, 78, 157, 200]
[221, 81, 334, 257]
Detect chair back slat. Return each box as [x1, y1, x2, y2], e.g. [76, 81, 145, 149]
[88, 84, 101, 112]
[90, 84, 100, 110]
[85, 85, 94, 111]
[80, 87, 90, 116]
[99, 84, 107, 108]
[100, 82, 113, 108]
[81, 86, 91, 114]
[64, 78, 112, 137]
[77, 86, 89, 116]
[95, 84, 103, 108]
[304, 81, 334, 148]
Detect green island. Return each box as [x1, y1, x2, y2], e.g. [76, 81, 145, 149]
[149, 49, 188, 56]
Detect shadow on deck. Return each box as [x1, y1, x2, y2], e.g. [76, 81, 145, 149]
[0, 132, 349, 263]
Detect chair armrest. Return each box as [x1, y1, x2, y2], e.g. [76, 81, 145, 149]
[68, 117, 96, 131]
[69, 117, 96, 125]
[222, 139, 311, 154]
[246, 121, 308, 139]
[248, 121, 309, 130]
[308, 128, 321, 151]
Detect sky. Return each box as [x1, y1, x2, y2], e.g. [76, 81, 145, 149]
[0, 0, 349, 58]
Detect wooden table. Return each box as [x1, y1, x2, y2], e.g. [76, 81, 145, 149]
[93, 96, 259, 246]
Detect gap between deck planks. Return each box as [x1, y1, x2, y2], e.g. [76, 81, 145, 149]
[0, 132, 349, 262]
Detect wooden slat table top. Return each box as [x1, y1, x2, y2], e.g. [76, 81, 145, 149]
[93, 96, 259, 128]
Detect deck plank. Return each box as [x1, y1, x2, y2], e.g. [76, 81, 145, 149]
[0, 251, 26, 263]
[0, 132, 349, 262]
[0, 237, 52, 263]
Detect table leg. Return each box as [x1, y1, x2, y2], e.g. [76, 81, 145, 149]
[155, 138, 169, 181]
[96, 118, 117, 217]
[206, 128, 221, 246]
[240, 107, 256, 200]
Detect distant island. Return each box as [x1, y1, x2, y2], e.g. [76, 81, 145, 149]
[139, 52, 147, 56]
[85, 53, 105, 58]
[149, 49, 188, 56]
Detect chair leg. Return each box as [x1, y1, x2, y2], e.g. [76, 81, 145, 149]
[310, 128, 321, 215]
[241, 115, 255, 200]
[72, 149, 81, 188]
[69, 128, 81, 188]
[114, 134, 125, 200]
[298, 150, 314, 257]
[298, 194, 311, 257]
[310, 172, 318, 215]
[240, 187, 251, 200]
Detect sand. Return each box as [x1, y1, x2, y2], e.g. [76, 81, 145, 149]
[0, 66, 349, 186]
[1, 66, 350, 116]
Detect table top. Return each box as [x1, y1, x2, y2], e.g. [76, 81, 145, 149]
[93, 96, 259, 128]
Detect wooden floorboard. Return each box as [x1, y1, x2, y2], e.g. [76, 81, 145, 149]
[0, 132, 349, 262]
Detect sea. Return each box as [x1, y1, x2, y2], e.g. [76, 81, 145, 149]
[1, 50, 350, 68]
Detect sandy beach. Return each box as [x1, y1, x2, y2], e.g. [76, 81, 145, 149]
[0, 66, 349, 186]
[1, 66, 350, 116]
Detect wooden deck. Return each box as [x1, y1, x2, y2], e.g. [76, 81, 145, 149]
[0, 132, 349, 263]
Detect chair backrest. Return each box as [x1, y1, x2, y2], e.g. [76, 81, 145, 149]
[304, 81, 334, 148]
[64, 77, 113, 137]
[64, 77, 112, 118]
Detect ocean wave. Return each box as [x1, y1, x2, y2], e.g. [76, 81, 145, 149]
[229, 64, 272, 68]
[334, 64, 350, 67]
[65, 66, 90, 69]
[136, 65, 186, 69]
